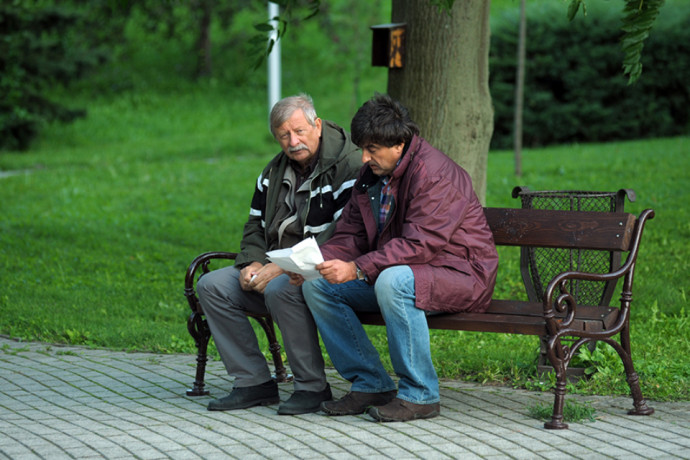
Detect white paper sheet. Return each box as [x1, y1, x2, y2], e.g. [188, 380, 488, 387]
[266, 237, 324, 281]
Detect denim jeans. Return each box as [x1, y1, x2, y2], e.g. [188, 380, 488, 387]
[302, 265, 440, 404]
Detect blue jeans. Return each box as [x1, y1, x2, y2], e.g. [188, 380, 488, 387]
[302, 266, 440, 404]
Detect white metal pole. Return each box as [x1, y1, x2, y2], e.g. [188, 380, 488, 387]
[268, 2, 281, 116]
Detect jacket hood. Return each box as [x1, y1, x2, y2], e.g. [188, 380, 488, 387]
[316, 120, 356, 172]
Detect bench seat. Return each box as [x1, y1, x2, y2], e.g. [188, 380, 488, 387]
[356, 300, 618, 336]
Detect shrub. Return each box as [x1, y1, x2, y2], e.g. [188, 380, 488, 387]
[489, 1, 690, 149]
[0, 3, 108, 150]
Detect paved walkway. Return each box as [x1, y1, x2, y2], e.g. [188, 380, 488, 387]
[1, 336, 688, 459]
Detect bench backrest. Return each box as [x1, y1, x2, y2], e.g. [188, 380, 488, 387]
[483, 208, 636, 252]
[510, 188, 635, 306]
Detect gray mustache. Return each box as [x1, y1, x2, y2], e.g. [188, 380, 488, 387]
[289, 144, 309, 153]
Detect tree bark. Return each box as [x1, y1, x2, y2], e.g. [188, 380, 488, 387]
[388, 0, 493, 203]
[514, 0, 526, 177]
[195, 0, 213, 78]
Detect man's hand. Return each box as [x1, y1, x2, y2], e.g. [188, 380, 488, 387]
[287, 272, 305, 286]
[316, 259, 358, 284]
[240, 262, 284, 294]
[239, 262, 263, 291]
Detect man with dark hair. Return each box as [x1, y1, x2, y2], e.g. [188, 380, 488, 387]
[299, 94, 499, 422]
[197, 94, 361, 415]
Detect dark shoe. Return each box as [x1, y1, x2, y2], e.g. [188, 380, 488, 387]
[207, 380, 279, 411]
[277, 383, 332, 415]
[367, 398, 440, 422]
[321, 390, 397, 416]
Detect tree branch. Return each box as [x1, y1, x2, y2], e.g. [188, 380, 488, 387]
[568, 0, 665, 84]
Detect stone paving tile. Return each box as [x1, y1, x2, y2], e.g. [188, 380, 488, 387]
[1, 336, 689, 459]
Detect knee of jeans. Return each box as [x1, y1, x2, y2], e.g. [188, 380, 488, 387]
[375, 266, 413, 298]
[302, 280, 325, 311]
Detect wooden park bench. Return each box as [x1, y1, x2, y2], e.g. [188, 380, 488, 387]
[184, 196, 655, 430]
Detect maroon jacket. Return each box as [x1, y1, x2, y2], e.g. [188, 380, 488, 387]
[321, 135, 499, 313]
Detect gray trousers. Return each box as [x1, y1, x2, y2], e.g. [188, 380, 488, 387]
[196, 266, 327, 392]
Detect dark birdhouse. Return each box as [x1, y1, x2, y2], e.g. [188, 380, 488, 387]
[371, 23, 406, 68]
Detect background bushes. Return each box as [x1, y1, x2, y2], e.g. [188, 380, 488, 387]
[0, 3, 115, 150]
[489, 1, 690, 149]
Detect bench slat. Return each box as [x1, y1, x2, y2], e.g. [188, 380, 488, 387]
[484, 208, 635, 251]
[356, 300, 619, 336]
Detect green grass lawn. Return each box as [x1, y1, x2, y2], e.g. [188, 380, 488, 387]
[1, 0, 688, 403]
[1, 91, 687, 402]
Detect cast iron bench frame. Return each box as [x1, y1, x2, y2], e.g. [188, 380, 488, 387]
[512, 187, 637, 377]
[184, 205, 655, 429]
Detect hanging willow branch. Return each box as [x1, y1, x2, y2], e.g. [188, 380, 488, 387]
[568, 0, 665, 84]
[250, 0, 321, 69]
[620, 0, 664, 83]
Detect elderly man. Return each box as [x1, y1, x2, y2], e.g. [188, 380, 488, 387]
[300, 94, 499, 422]
[197, 94, 361, 415]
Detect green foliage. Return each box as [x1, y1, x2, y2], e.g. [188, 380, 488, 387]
[575, 341, 623, 379]
[566, 0, 587, 20]
[2, 0, 388, 150]
[620, 0, 665, 83]
[0, 1, 118, 150]
[1, 3, 83, 149]
[121, 1, 265, 81]
[567, 0, 665, 84]
[490, 1, 690, 149]
[250, 0, 321, 69]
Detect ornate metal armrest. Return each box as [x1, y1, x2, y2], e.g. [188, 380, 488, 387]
[184, 252, 238, 313]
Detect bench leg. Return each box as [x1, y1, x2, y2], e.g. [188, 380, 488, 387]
[545, 333, 654, 429]
[251, 315, 293, 383]
[544, 375, 569, 430]
[186, 311, 211, 396]
[626, 371, 655, 416]
[609, 330, 655, 416]
[543, 337, 569, 430]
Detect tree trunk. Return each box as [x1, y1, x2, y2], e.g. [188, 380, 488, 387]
[514, 0, 526, 177]
[388, 0, 493, 203]
[195, 0, 213, 78]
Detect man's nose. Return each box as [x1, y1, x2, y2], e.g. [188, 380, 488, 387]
[361, 151, 371, 163]
[288, 133, 300, 146]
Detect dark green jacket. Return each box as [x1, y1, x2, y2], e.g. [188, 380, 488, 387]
[235, 120, 361, 266]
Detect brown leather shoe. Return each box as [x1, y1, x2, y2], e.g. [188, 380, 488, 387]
[320, 390, 397, 416]
[367, 398, 440, 422]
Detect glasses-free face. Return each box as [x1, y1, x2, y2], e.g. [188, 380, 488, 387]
[275, 110, 323, 167]
[361, 142, 404, 176]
